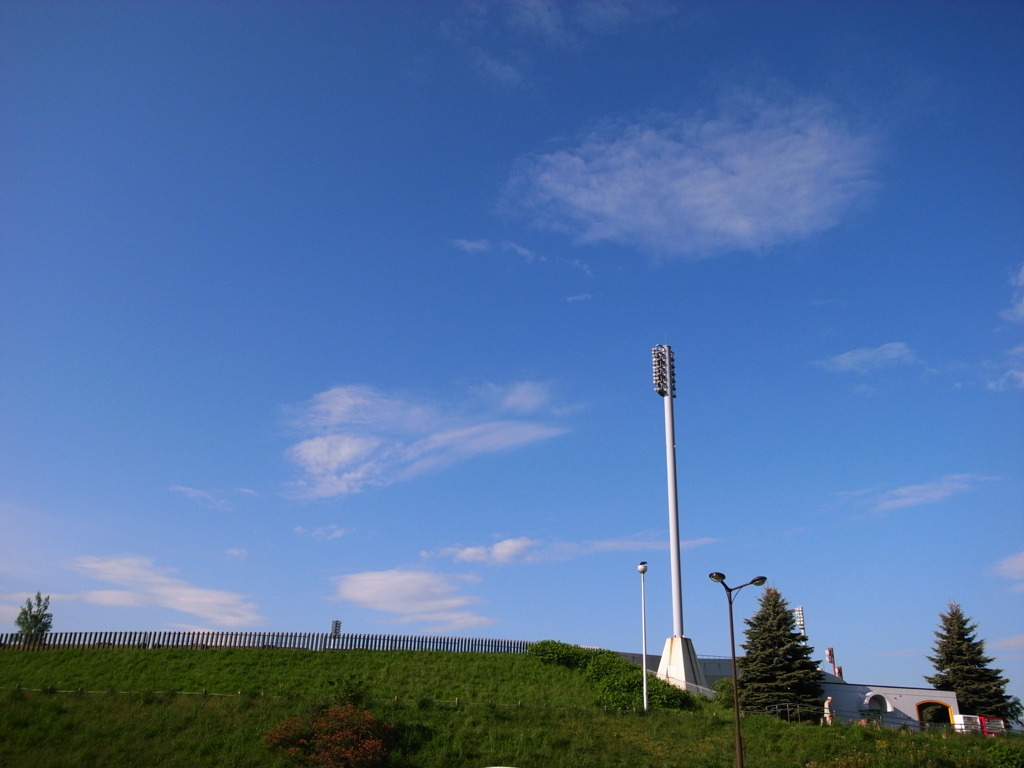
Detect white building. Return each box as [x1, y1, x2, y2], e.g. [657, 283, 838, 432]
[620, 652, 961, 729]
[816, 671, 960, 728]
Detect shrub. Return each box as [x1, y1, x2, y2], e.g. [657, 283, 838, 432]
[527, 640, 595, 670]
[583, 650, 626, 682]
[529, 641, 696, 711]
[324, 675, 370, 708]
[712, 676, 734, 708]
[647, 674, 697, 710]
[989, 741, 1024, 768]
[264, 703, 397, 768]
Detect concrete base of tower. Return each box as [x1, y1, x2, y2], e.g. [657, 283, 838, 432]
[657, 635, 711, 695]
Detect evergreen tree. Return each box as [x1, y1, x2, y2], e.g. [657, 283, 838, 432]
[15, 592, 53, 638]
[737, 586, 822, 718]
[925, 602, 1022, 722]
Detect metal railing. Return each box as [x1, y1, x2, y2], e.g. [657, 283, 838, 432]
[0, 631, 532, 654]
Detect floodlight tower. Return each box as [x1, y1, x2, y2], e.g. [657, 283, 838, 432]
[652, 345, 684, 637]
[651, 344, 708, 692]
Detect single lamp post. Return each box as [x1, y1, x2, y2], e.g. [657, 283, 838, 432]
[638, 561, 649, 712]
[709, 572, 768, 768]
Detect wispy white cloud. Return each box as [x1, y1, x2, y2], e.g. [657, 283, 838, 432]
[442, 1, 672, 87]
[69, 555, 262, 627]
[987, 344, 1024, 392]
[452, 238, 544, 263]
[225, 548, 248, 559]
[994, 551, 1024, 580]
[987, 266, 1024, 391]
[574, 0, 644, 32]
[292, 384, 437, 432]
[993, 551, 1024, 593]
[507, 0, 660, 48]
[294, 524, 349, 541]
[570, 258, 594, 278]
[434, 537, 542, 565]
[1000, 263, 1024, 324]
[425, 534, 717, 564]
[82, 589, 148, 607]
[451, 238, 492, 253]
[500, 240, 544, 262]
[816, 342, 918, 374]
[331, 569, 493, 632]
[990, 634, 1024, 652]
[285, 383, 568, 499]
[456, 0, 672, 45]
[504, 0, 573, 46]
[504, 90, 876, 257]
[471, 380, 552, 414]
[169, 486, 233, 510]
[864, 474, 996, 513]
[468, 46, 526, 87]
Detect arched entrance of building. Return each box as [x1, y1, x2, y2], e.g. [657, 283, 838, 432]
[865, 694, 888, 712]
[917, 700, 952, 725]
[858, 693, 891, 725]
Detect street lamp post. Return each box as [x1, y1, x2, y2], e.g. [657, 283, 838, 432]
[638, 561, 649, 712]
[709, 572, 768, 768]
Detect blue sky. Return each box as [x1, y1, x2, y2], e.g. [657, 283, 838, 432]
[2, 1, 1022, 701]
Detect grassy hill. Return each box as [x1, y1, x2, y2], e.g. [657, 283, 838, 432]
[0, 645, 1020, 767]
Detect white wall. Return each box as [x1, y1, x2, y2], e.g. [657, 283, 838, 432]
[819, 678, 960, 729]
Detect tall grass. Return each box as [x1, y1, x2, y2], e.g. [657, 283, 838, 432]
[0, 647, 1020, 767]
[0, 648, 594, 705]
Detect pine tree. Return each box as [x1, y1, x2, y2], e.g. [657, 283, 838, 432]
[738, 586, 822, 718]
[925, 602, 1022, 722]
[15, 592, 53, 638]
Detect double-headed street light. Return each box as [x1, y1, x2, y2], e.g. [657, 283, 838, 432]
[709, 572, 768, 768]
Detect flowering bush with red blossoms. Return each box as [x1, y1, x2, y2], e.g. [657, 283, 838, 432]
[263, 703, 397, 768]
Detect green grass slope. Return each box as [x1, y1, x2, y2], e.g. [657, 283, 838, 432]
[0, 647, 1020, 768]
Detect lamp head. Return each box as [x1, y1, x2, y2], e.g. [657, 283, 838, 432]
[708, 572, 726, 583]
[652, 345, 676, 397]
[637, 561, 648, 574]
[751, 576, 768, 586]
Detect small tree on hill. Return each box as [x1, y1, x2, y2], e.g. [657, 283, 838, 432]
[15, 592, 52, 639]
[712, 675, 734, 708]
[925, 602, 1022, 722]
[738, 586, 822, 718]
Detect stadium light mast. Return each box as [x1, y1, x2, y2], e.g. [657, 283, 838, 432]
[652, 344, 684, 637]
[651, 344, 708, 693]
